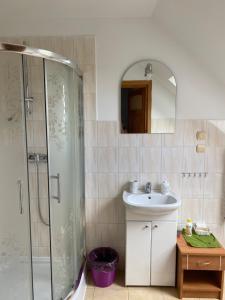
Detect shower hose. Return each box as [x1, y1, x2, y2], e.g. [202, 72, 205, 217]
[35, 155, 49, 226]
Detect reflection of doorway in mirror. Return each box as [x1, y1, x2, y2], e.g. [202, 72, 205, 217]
[121, 80, 152, 133]
[120, 60, 176, 134]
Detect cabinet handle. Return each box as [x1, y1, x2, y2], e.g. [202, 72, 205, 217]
[197, 261, 211, 266]
[152, 224, 158, 229]
[143, 225, 149, 229]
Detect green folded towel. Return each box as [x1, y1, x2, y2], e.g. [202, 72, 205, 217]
[182, 229, 221, 248]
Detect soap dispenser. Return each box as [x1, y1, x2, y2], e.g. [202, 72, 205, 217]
[161, 180, 170, 194]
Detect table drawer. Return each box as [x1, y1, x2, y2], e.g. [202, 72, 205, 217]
[183, 255, 221, 270]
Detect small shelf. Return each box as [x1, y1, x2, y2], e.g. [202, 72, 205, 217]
[183, 270, 221, 292]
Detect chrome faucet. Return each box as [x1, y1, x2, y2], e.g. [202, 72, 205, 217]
[145, 182, 152, 193]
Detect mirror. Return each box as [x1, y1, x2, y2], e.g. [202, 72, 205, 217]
[120, 60, 176, 134]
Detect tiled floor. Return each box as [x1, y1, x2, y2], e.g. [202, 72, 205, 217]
[85, 272, 218, 300]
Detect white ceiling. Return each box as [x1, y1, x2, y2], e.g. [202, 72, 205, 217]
[0, 0, 224, 86]
[153, 0, 225, 85]
[0, 0, 158, 19]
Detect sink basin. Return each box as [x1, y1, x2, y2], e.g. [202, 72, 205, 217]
[123, 191, 181, 216]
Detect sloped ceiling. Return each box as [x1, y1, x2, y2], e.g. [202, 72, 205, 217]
[153, 0, 225, 85]
[0, 0, 158, 19]
[0, 0, 224, 87]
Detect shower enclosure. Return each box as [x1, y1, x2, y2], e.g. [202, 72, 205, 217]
[0, 43, 85, 300]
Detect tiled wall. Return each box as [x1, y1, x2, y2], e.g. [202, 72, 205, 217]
[85, 119, 225, 269]
[1, 36, 96, 257]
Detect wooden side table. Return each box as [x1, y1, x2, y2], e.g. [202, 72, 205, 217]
[177, 234, 225, 299]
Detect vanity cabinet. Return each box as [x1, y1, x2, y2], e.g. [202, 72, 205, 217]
[125, 220, 177, 286]
[151, 221, 177, 286]
[126, 221, 151, 286]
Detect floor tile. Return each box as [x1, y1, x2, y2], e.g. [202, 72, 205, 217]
[85, 288, 94, 300]
[86, 272, 215, 300]
[128, 287, 165, 300]
[93, 288, 128, 300]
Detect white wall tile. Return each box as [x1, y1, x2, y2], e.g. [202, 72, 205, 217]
[119, 147, 140, 172]
[38, 222, 50, 247]
[85, 173, 98, 198]
[181, 176, 204, 199]
[181, 198, 203, 223]
[84, 121, 97, 147]
[118, 134, 141, 147]
[141, 134, 162, 147]
[204, 173, 225, 198]
[38, 246, 50, 257]
[85, 147, 98, 172]
[141, 147, 161, 173]
[82, 64, 96, 94]
[84, 93, 96, 121]
[182, 146, 205, 172]
[205, 147, 225, 173]
[97, 147, 118, 172]
[203, 198, 224, 224]
[161, 147, 182, 172]
[210, 224, 225, 246]
[207, 120, 225, 147]
[183, 120, 206, 146]
[98, 173, 118, 198]
[97, 121, 118, 147]
[97, 224, 125, 248]
[86, 223, 100, 251]
[31, 222, 39, 247]
[163, 120, 184, 147]
[85, 198, 98, 224]
[97, 198, 117, 223]
[38, 172, 48, 198]
[114, 198, 125, 224]
[161, 173, 182, 196]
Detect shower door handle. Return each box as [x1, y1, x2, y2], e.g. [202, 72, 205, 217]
[51, 173, 61, 203]
[17, 179, 23, 214]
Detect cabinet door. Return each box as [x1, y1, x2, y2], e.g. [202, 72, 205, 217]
[151, 221, 177, 286]
[125, 221, 151, 286]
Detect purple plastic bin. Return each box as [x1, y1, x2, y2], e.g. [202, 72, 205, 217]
[88, 247, 119, 288]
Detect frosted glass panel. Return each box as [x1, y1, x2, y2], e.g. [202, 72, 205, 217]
[45, 60, 84, 299]
[74, 77, 85, 286]
[0, 53, 32, 299]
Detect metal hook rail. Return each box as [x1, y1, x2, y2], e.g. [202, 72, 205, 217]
[181, 172, 208, 178]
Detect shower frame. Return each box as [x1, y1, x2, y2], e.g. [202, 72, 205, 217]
[0, 42, 85, 300]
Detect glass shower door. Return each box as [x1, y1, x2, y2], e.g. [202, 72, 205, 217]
[0, 53, 33, 299]
[44, 60, 81, 299]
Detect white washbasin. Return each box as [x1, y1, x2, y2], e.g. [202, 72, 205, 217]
[123, 191, 181, 216]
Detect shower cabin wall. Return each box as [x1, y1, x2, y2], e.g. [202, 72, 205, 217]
[25, 56, 52, 299]
[0, 36, 93, 300]
[26, 56, 50, 257]
[0, 49, 85, 300]
[0, 53, 33, 299]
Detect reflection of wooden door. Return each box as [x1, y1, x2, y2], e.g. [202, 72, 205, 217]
[128, 88, 147, 133]
[122, 81, 151, 133]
